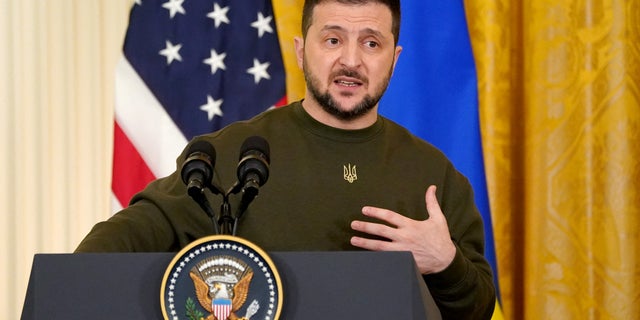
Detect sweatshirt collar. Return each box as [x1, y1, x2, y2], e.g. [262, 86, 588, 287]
[291, 100, 385, 143]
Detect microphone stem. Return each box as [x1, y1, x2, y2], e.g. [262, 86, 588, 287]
[232, 217, 239, 236]
[219, 196, 234, 235]
[203, 199, 221, 236]
[231, 182, 260, 236]
[190, 192, 220, 235]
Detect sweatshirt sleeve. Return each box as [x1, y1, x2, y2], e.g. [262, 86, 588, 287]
[423, 162, 496, 319]
[74, 170, 213, 253]
[74, 200, 177, 252]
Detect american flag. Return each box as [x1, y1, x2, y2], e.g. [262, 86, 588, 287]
[112, 0, 287, 210]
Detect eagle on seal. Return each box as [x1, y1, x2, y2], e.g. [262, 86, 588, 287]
[189, 270, 254, 320]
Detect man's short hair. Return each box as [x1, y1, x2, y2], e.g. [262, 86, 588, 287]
[301, 0, 401, 45]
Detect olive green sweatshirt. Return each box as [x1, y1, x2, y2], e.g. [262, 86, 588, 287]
[76, 101, 495, 319]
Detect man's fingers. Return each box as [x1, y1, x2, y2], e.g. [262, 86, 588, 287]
[361, 206, 410, 227]
[425, 185, 444, 220]
[350, 235, 398, 251]
[350, 220, 397, 241]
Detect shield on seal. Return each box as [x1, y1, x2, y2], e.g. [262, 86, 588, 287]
[213, 298, 232, 320]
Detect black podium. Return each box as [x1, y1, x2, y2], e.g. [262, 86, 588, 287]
[22, 251, 441, 319]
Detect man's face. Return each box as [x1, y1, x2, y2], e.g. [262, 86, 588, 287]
[296, 1, 402, 121]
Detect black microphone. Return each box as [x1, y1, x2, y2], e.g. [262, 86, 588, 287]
[181, 140, 216, 198]
[232, 136, 270, 235]
[237, 135, 270, 193]
[180, 140, 220, 235]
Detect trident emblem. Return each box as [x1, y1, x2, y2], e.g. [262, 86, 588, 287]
[343, 164, 357, 183]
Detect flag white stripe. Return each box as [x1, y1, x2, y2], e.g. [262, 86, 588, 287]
[111, 192, 124, 213]
[115, 57, 188, 178]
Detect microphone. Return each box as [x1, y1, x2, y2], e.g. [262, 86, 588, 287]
[237, 136, 270, 194]
[232, 136, 270, 234]
[180, 140, 216, 198]
[180, 140, 220, 235]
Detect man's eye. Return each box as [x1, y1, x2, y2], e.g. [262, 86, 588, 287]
[326, 38, 339, 45]
[365, 41, 379, 48]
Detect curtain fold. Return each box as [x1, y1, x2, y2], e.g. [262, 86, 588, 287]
[466, 0, 640, 318]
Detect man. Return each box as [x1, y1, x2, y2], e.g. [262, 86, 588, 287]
[77, 0, 496, 318]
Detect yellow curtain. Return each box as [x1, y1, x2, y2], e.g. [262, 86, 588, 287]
[279, 0, 640, 318]
[466, 0, 640, 319]
[273, 0, 306, 102]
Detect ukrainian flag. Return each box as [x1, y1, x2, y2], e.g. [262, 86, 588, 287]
[380, 1, 503, 318]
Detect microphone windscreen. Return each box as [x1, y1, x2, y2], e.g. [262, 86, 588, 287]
[239, 136, 270, 163]
[187, 140, 216, 162]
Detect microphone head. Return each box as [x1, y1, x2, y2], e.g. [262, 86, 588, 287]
[181, 140, 216, 186]
[188, 140, 217, 160]
[239, 135, 270, 163]
[237, 136, 270, 186]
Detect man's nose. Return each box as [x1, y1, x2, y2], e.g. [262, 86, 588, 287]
[338, 41, 362, 69]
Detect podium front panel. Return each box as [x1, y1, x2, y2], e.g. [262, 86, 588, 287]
[22, 251, 439, 319]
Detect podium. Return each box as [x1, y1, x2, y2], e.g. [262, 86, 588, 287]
[22, 251, 441, 319]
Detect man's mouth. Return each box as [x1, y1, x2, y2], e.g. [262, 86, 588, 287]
[336, 80, 359, 87]
[334, 77, 363, 87]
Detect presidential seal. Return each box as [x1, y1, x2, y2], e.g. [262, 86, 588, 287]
[161, 235, 283, 320]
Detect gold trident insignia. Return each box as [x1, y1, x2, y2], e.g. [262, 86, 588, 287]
[343, 164, 357, 183]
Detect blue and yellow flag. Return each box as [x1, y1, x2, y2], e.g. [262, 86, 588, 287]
[380, 1, 503, 317]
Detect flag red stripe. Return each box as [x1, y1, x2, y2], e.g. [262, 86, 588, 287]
[275, 95, 287, 107]
[112, 121, 156, 207]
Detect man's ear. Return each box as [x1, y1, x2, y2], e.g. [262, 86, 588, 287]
[391, 45, 403, 73]
[294, 36, 305, 69]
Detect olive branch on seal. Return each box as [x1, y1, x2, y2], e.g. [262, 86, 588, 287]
[185, 297, 204, 320]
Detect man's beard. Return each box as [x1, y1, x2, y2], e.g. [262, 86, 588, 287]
[303, 59, 393, 122]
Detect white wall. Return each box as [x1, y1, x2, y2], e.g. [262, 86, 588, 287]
[0, 1, 132, 318]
